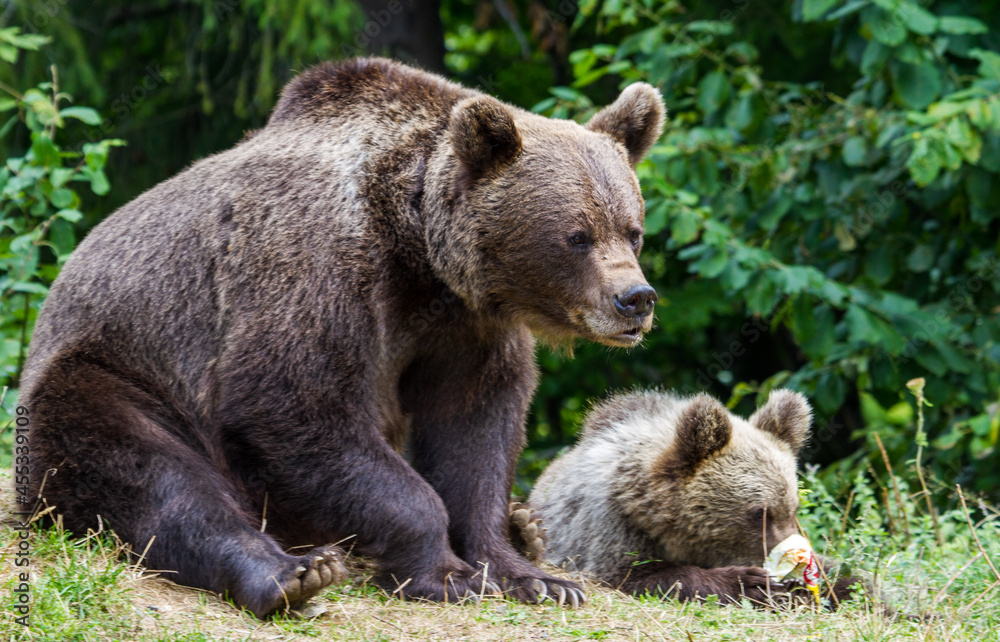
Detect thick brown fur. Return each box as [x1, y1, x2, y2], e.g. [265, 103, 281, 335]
[22, 58, 665, 616]
[529, 389, 861, 607]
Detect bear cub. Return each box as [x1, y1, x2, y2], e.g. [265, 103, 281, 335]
[529, 389, 854, 605]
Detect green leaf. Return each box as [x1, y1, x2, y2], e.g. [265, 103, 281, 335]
[59, 106, 102, 126]
[691, 246, 729, 278]
[572, 67, 608, 89]
[0, 28, 51, 51]
[22, 88, 59, 126]
[872, 15, 907, 47]
[861, 40, 892, 76]
[885, 401, 913, 425]
[550, 86, 584, 102]
[684, 21, 733, 35]
[745, 273, 779, 315]
[970, 49, 1000, 82]
[938, 16, 988, 35]
[0, 97, 16, 112]
[860, 392, 890, 426]
[899, 4, 937, 35]
[778, 265, 819, 294]
[906, 244, 934, 272]
[689, 151, 720, 196]
[644, 200, 668, 235]
[697, 70, 731, 115]
[907, 135, 943, 185]
[0, 114, 17, 139]
[799, 304, 835, 360]
[0, 43, 17, 64]
[49, 217, 75, 256]
[933, 425, 964, 450]
[932, 341, 973, 374]
[842, 136, 869, 167]
[530, 97, 557, 114]
[718, 260, 750, 291]
[82, 142, 109, 170]
[865, 246, 896, 284]
[827, 1, 868, 21]
[801, 0, 840, 21]
[48, 188, 75, 209]
[944, 115, 976, 149]
[50, 167, 73, 188]
[671, 209, 702, 244]
[10, 281, 49, 295]
[846, 305, 904, 351]
[30, 132, 60, 167]
[55, 208, 84, 223]
[892, 62, 942, 110]
[726, 93, 757, 132]
[758, 192, 793, 230]
[88, 168, 110, 195]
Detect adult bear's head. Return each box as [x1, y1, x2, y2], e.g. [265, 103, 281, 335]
[425, 84, 665, 348]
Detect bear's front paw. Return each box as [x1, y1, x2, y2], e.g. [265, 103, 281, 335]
[250, 545, 348, 617]
[710, 566, 787, 605]
[480, 554, 585, 608]
[376, 558, 502, 604]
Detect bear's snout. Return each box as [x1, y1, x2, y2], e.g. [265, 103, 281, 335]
[613, 284, 658, 319]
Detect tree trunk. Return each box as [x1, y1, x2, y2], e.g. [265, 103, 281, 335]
[353, 0, 447, 74]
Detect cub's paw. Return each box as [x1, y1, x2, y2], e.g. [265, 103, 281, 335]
[508, 500, 546, 562]
[254, 545, 348, 617]
[709, 566, 787, 606]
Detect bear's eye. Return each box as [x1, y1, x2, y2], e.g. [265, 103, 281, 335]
[569, 233, 590, 247]
[751, 507, 766, 522]
[628, 230, 642, 248]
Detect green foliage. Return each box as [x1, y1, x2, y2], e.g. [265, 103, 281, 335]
[0, 29, 122, 457]
[526, 0, 1000, 498]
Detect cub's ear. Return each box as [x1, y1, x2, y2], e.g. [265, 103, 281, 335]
[449, 96, 522, 179]
[586, 82, 665, 166]
[673, 393, 732, 472]
[749, 389, 812, 453]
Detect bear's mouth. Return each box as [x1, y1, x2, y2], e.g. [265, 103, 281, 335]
[610, 326, 643, 345]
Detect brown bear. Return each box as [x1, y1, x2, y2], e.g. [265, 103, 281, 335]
[529, 389, 857, 605]
[22, 57, 665, 616]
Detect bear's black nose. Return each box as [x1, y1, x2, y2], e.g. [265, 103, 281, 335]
[613, 284, 658, 319]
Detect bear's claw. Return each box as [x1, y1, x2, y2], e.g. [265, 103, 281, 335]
[532, 579, 547, 602]
[548, 584, 584, 608]
[500, 575, 586, 607]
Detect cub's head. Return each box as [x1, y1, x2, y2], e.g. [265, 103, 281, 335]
[429, 84, 665, 347]
[641, 390, 812, 568]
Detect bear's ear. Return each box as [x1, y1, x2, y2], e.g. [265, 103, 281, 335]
[449, 96, 523, 179]
[586, 83, 665, 166]
[673, 393, 732, 471]
[749, 389, 812, 453]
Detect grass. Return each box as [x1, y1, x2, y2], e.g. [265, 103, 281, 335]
[1, 474, 999, 642]
[0, 524, 962, 642]
[2, 388, 1000, 642]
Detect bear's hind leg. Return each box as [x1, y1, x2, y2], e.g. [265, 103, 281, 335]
[26, 359, 346, 617]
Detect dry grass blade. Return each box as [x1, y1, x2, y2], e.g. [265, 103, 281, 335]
[874, 432, 911, 542]
[956, 485, 1000, 583]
